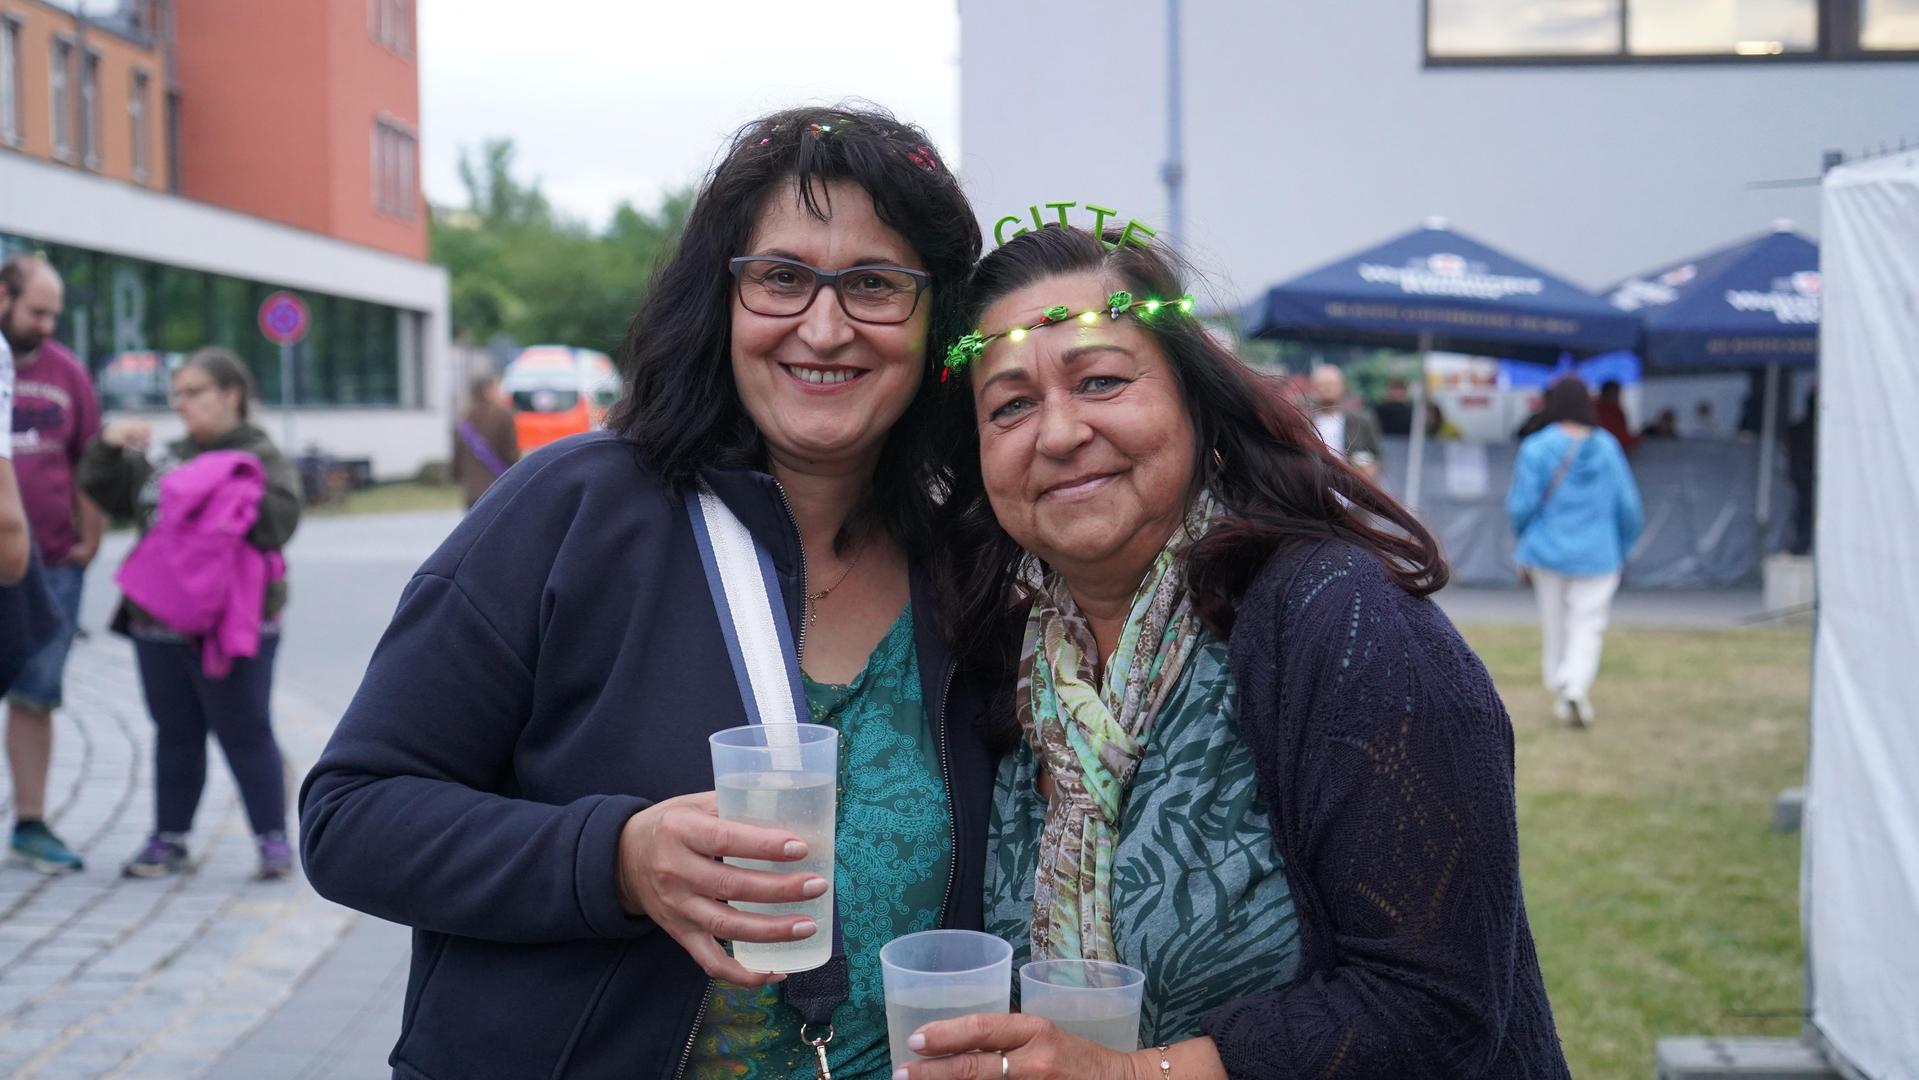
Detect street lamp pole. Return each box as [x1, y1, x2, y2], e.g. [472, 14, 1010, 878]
[1162, 0, 1184, 252]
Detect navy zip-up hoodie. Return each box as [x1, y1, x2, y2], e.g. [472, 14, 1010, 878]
[299, 432, 997, 1080]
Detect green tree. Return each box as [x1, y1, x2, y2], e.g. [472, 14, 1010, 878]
[430, 138, 692, 352]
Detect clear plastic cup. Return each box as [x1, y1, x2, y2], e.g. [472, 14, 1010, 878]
[880, 930, 1014, 1067]
[1019, 959, 1145, 1051]
[708, 723, 838, 974]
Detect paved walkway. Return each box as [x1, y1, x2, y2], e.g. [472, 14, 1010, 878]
[0, 631, 380, 1079]
[0, 507, 1777, 1079]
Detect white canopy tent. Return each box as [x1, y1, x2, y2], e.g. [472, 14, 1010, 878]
[1805, 148, 1919, 1080]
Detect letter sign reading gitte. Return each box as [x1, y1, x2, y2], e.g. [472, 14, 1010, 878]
[258, 292, 310, 346]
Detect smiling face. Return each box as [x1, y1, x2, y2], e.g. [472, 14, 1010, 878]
[970, 271, 1198, 588]
[729, 178, 930, 472]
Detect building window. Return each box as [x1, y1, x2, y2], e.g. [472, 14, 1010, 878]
[50, 39, 74, 159]
[1427, 0, 1919, 61]
[368, 0, 414, 57]
[3, 228, 416, 410]
[372, 119, 418, 221]
[1, 19, 21, 147]
[81, 51, 101, 168]
[1862, 0, 1919, 49]
[1429, 0, 1622, 56]
[130, 70, 151, 182]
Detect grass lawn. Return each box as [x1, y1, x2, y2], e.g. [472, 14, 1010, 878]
[308, 480, 463, 517]
[1458, 622, 1813, 1078]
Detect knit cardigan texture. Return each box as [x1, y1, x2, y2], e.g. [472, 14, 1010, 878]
[1196, 540, 1570, 1078]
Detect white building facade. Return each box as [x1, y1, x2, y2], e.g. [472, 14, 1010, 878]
[957, 0, 1919, 305]
[1, 151, 450, 480]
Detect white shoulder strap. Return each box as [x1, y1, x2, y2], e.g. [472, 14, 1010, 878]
[684, 482, 807, 730]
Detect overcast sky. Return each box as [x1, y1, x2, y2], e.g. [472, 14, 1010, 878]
[418, 0, 961, 227]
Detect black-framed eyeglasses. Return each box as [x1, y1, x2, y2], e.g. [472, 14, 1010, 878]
[728, 256, 930, 325]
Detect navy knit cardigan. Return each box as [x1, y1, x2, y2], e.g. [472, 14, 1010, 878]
[1196, 540, 1570, 1078]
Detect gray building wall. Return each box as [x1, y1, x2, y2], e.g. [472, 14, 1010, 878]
[957, 0, 1919, 304]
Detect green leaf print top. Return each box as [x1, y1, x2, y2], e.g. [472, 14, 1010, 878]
[984, 632, 1301, 1045]
[686, 604, 953, 1078]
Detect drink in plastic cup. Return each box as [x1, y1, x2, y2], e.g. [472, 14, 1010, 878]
[1019, 959, 1145, 1051]
[708, 723, 838, 974]
[881, 930, 1014, 1067]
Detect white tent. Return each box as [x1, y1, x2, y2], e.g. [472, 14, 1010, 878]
[1806, 148, 1919, 1080]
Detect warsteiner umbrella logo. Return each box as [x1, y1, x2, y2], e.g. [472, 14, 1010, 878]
[1358, 252, 1544, 300]
[1725, 273, 1821, 325]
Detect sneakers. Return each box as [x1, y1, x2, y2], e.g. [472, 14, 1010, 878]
[1551, 694, 1573, 724]
[255, 832, 294, 881]
[122, 833, 192, 878]
[9, 821, 85, 875]
[1566, 692, 1595, 728]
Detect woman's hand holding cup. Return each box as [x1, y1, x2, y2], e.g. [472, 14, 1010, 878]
[616, 791, 826, 987]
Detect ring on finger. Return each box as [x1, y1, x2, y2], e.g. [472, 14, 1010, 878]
[999, 1050, 1010, 1078]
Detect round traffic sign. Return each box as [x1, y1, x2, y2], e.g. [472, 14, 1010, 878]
[259, 291, 311, 346]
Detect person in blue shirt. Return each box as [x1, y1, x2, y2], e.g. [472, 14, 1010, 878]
[1508, 378, 1644, 727]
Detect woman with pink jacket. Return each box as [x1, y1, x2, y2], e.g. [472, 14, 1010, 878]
[79, 348, 302, 880]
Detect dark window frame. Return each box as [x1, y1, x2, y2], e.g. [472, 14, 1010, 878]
[1, 16, 22, 147]
[1423, 0, 1919, 66]
[50, 36, 75, 160]
[129, 67, 150, 182]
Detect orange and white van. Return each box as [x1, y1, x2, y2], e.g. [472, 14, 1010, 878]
[500, 346, 620, 453]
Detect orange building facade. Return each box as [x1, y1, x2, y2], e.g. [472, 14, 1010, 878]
[1, 0, 423, 260]
[0, 0, 448, 480]
[171, 0, 424, 259]
[0, 0, 167, 191]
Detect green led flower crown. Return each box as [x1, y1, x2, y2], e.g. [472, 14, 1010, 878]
[943, 291, 1195, 377]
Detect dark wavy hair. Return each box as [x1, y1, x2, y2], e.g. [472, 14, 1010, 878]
[934, 227, 1448, 673]
[1537, 377, 1597, 427]
[604, 103, 981, 555]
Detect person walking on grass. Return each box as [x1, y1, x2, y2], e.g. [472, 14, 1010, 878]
[1508, 378, 1643, 728]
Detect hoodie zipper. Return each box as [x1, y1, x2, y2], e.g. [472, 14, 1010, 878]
[671, 479, 808, 1080]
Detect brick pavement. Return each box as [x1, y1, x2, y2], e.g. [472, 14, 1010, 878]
[0, 632, 375, 1080]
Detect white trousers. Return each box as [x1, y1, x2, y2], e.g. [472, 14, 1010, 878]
[1531, 568, 1622, 699]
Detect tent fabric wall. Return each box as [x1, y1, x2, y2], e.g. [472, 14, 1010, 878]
[1806, 150, 1919, 1080]
[1376, 438, 1790, 588]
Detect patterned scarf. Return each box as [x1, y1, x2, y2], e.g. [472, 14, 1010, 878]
[1018, 493, 1215, 961]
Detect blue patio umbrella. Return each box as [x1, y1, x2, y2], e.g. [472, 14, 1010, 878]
[1243, 219, 1637, 507]
[1243, 219, 1640, 361]
[1607, 223, 1820, 529]
[1605, 223, 1819, 372]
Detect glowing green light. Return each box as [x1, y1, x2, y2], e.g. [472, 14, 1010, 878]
[1145, 301, 1161, 314]
[1178, 297, 1194, 313]
[1008, 327, 1027, 342]
[1079, 311, 1098, 324]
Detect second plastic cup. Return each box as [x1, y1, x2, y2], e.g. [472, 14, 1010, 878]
[1019, 959, 1145, 1051]
[708, 723, 838, 974]
[881, 930, 1013, 1067]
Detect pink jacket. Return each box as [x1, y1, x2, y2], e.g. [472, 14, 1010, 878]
[116, 450, 286, 677]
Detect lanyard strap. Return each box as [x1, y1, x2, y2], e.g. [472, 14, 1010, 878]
[684, 482, 850, 1041]
[456, 420, 510, 479]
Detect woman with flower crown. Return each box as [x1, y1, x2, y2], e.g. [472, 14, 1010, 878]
[905, 227, 1570, 1079]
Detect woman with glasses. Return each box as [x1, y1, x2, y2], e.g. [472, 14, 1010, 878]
[300, 105, 998, 1079]
[78, 347, 302, 882]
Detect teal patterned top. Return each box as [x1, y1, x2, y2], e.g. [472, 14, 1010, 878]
[688, 604, 953, 1078]
[985, 632, 1301, 1045]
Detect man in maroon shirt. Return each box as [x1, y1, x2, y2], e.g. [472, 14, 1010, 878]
[2, 255, 102, 874]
